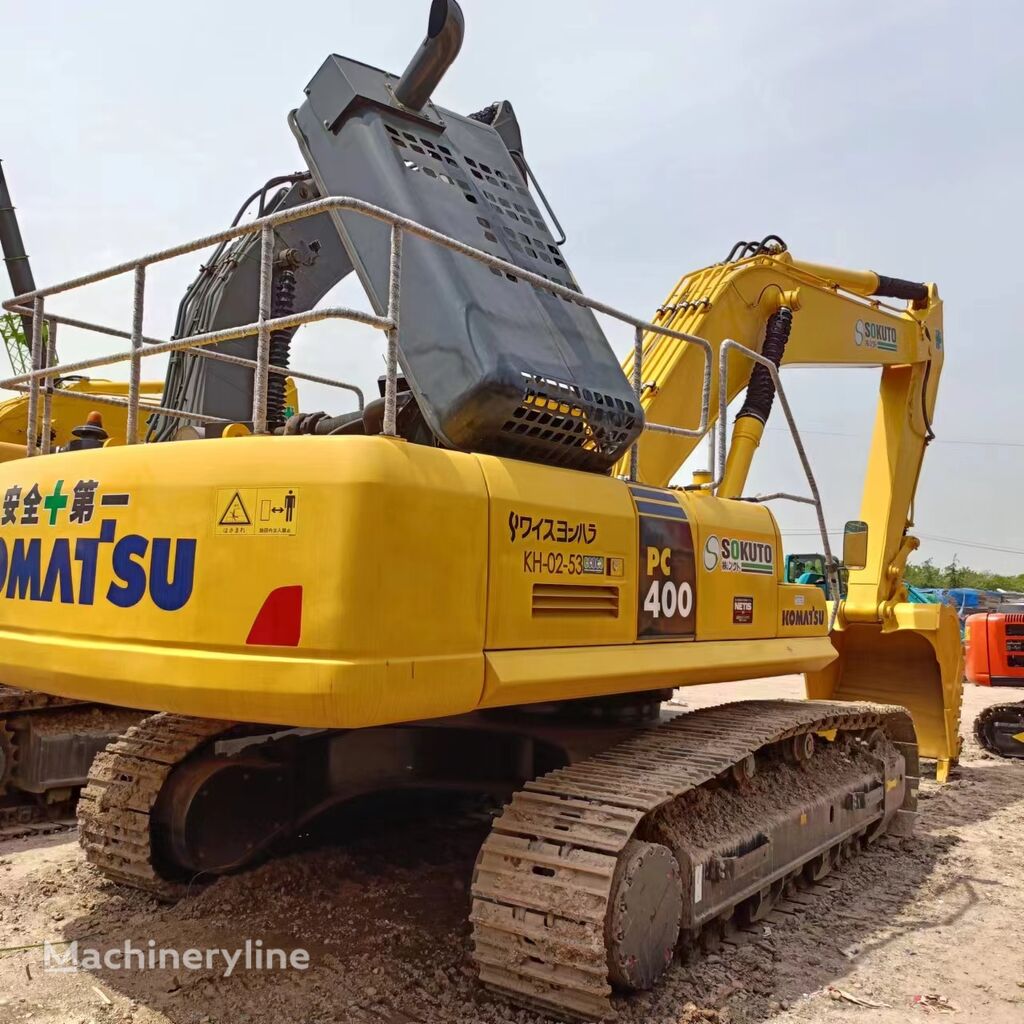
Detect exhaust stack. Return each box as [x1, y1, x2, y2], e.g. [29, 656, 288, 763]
[394, 0, 465, 111]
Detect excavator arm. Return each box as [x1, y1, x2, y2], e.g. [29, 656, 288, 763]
[624, 246, 963, 777]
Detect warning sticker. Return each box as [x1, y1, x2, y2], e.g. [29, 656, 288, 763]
[215, 488, 298, 537]
[254, 487, 298, 536]
[216, 489, 255, 536]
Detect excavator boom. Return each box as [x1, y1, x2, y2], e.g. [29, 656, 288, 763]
[622, 246, 962, 775]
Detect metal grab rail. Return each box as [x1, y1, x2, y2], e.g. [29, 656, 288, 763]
[2, 196, 835, 612]
[2, 195, 714, 455]
[712, 339, 838, 609]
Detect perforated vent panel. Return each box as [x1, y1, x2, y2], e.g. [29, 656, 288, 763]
[532, 583, 620, 617]
[293, 55, 643, 472]
[502, 371, 639, 469]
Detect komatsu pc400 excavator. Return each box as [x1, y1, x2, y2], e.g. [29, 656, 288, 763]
[0, 2, 962, 1018]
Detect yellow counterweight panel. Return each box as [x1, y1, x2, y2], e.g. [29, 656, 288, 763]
[477, 455, 637, 651]
[0, 433, 845, 727]
[0, 436, 489, 727]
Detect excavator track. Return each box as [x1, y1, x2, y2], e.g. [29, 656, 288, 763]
[0, 801, 76, 839]
[974, 701, 1024, 759]
[0, 687, 81, 717]
[470, 699, 917, 1021]
[78, 713, 236, 898]
[0, 687, 145, 834]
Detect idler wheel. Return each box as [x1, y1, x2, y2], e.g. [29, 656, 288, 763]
[606, 840, 682, 990]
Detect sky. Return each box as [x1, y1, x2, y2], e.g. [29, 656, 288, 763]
[1, 0, 1021, 572]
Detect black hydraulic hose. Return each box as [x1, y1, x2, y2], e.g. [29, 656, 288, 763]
[725, 241, 752, 262]
[170, 172, 311, 342]
[724, 235, 788, 263]
[920, 356, 936, 443]
[872, 274, 928, 302]
[735, 306, 793, 424]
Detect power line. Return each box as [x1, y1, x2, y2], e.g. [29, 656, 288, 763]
[780, 529, 1024, 557]
[765, 426, 1023, 449]
[916, 533, 1024, 557]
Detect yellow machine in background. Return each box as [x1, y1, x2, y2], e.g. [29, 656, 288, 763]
[0, 379, 164, 460]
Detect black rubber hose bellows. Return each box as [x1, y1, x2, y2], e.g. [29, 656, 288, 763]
[735, 305, 793, 425]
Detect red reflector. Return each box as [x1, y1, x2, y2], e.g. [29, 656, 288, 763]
[246, 586, 302, 647]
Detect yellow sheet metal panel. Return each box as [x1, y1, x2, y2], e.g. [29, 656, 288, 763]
[777, 583, 829, 636]
[0, 432, 836, 728]
[0, 628, 484, 729]
[678, 492, 781, 641]
[481, 635, 837, 709]
[477, 455, 636, 650]
[0, 436, 488, 726]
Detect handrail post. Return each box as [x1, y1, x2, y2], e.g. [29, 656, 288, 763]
[26, 296, 43, 457]
[41, 318, 57, 455]
[629, 326, 642, 481]
[382, 225, 402, 438]
[126, 265, 146, 444]
[717, 343, 729, 485]
[252, 225, 274, 435]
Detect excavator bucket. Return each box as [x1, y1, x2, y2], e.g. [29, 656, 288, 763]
[806, 601, 964, 781]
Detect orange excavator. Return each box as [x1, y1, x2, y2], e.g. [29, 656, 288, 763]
[965, 606, 1024, 758]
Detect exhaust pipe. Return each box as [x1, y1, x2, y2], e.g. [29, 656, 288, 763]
[394, 0, 465, 111]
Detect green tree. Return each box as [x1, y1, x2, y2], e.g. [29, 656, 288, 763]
[943, 556, 964, 588]
[904, 556, 1024, 594]
[906, 558, 942, 588]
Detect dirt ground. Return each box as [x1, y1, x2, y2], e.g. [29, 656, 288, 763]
[1, 678, 1022, 1024]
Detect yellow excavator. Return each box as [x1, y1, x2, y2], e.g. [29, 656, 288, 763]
[0, 2, 962, 1018]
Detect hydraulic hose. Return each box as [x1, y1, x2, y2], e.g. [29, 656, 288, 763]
[736, 305, 793, 424]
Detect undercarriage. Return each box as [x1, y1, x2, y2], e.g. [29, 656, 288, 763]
[0, 686, 142, 835]
[974, 701, 1024, 758]
[78, 694, 916, 1020]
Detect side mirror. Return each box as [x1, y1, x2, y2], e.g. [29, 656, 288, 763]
[843, 520, 869, 571]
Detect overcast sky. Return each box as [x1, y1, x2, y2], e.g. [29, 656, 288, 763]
[1, 0, 1021, 572]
